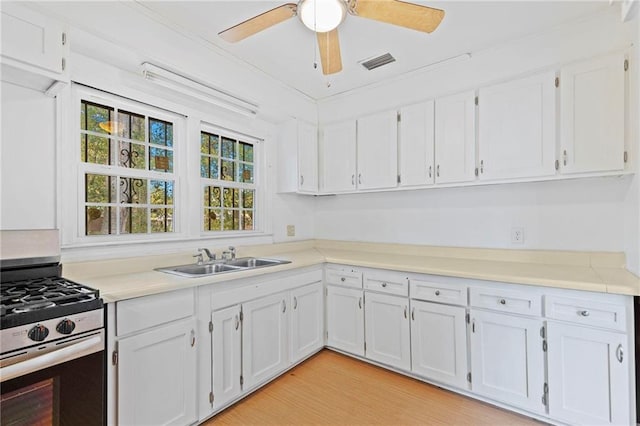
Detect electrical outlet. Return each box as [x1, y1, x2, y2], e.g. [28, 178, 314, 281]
[286, 225, 295, 237]
[511, 227, 524, 244]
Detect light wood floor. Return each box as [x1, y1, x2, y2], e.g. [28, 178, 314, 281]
[206, 350, 542, 425]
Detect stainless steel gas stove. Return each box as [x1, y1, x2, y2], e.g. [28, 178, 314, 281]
[0, 230, 105, 425]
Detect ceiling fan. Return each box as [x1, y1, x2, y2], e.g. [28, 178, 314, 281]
[218, 0, 445, 75]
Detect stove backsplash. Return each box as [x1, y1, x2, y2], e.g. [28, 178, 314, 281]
[0, 230, 60, 268]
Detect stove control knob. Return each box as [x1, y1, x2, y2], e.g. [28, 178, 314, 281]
[28, 324, 49, 342]
[56, 319, 76, 335]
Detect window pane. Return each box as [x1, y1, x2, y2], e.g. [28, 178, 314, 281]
[119, 177, 147, 204]
[223, 210, 240, 231]
[204, 208, 221, 231]
[151, 208, 173, 232]
[243, 211, 253, 230]
[204, 186, 221, 208]
[239, 142, 253, 163]
[150, 181, 173, 205]
[200, 133, 209, 154]
[86, 174, 115, 203]
[242, 189, 254, 209]
[118, 142, 145, 169]
[117, 111, 144, 141]
[130, 113, 145, 142]
[86, 206, 115, 235]
[238, 163, 253, 183]
[221, 137, 236, 159]
[84, 102, 113, 134]
[119, 207, 147, 234]
[81, 135, 111, 165]
[200, 157, 210, 178]
[221, 160, 235, 181]
[150, 148, 173, 173]
[209, 158, 219, 180]
[223, 188, 239, 208]
[149, 118, 172, 147]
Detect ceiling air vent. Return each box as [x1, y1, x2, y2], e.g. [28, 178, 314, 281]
[360, 53, 395, 71]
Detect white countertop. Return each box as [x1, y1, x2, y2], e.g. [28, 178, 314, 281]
[62, 240, 640, 302]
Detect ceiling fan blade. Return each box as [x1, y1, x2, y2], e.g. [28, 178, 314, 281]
[350, 0, 445, 33]
[219, 3, 297, 43]
[317, 29, 342, 75]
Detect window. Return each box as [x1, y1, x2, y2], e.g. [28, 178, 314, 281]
[79, 98, 177, 236]
[201, 130, 256, 232]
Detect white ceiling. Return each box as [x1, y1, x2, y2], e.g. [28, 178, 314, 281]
[133, 1, 609, 100]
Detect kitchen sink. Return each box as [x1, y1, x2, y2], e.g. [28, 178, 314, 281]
[155, 257, 290, 277]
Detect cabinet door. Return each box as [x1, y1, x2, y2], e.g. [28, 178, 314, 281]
[560, 53, 625, 173]
[357, 110, 398, 190]
[320, 120, 357, 193]
[547, 322, 630, 425]
[1, 4, 66, 74]
[290, 282, 324, 363]
[478, 72, 556, 180]
[399, 101, 435, 186]
[326, 286, 364, 356]
[364, 292, 410, 370]
[212, 305, 242, 411]
[242, 292, 289, 390]
[435, 91, 476, 184]
[297, 121, 318, 193]
[118, 319, 197, 426]
[469, 310, 545, 414]
[411, 300, 468, 389]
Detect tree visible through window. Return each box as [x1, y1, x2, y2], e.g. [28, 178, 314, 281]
[80, 100, 175, 235]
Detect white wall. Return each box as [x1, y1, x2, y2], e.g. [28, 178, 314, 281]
[0, 82, 57, 230]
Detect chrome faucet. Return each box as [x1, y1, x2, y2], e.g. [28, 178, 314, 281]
[196, 248, 216, 263]
[222, 246, 236, 261]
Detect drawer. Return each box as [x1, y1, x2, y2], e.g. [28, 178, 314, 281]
[544, 295, 627, 332]
[325, 267, 362, 289]
[470, 287, 541, 316]
[117, 288, 195, 336]
[410, 279, 467, 306]
[364, 271, 408, 297]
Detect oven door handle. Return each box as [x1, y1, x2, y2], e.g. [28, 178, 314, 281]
[0, 333, 103, 383]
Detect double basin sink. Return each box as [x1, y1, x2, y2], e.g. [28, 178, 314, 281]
[156, 257, 291, 278]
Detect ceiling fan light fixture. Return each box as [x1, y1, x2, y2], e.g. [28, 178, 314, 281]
[299, 0, 346, 33]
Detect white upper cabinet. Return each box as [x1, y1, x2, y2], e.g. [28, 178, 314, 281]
[478, 72, 557, 180]
[320, 120, 357, 193]
[356, 110, 398, 190]
[434, 91, 477, 184]
[277, 119, 318, 194]
[399, 101, 435, 187]
[1, 3, 68, 79]
[560, 53, 626, 174]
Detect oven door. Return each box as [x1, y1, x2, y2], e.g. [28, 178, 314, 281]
[0, 330, 105, 426]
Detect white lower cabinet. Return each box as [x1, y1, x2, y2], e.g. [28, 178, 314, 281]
[242, 292, 289, 390]
[212, 304, 242, 411]
[327, 285, 365, 356]
[117, 318, 197, 426]
[547, 321, 631, 425]
[364, 292, 411, 370]
[290, 282, 324, 363]
[469, 309, 545, 414]
[410, 300, 468, 389]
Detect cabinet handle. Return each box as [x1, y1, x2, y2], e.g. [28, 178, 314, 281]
[235, 315, 239, 330]
[352, 174, 355, 185]
[480, 160, 484, 174]
[190, 329, 196, 347]
[436, 165, 440, 177]
[300, 175, 304, 185]
[404, 306, 407, 319]
[472, 320, 476, 333]
[428, 165, 432, 178]
[282, 300, 287, 313]
[358, 297, 362, 309]
[381, 282, 387, 288]
[579, 310, 590, 317]
[499, 299, 506, 305]
[563, 150, 568, 166]
[435, 290, 440, 296]
[340, 277, 346, 282]
[411, 307, 415, 321]
[616, 344, 624, 363]
[293, 296, 298, 310]
[358, 174, 362, 185]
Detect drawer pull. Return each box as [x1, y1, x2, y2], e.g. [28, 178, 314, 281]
[579, 310, 590, 317]
[340, 277, 346, 282]
[435, 290, 440, 296]
[499, 299, 506, 305]
[382, 282, 387, 288]
[359, 297, 362, 309]
[404, 306, 407, 319]
[190, 329, 196, 347]
[616, 344, 624, 363]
